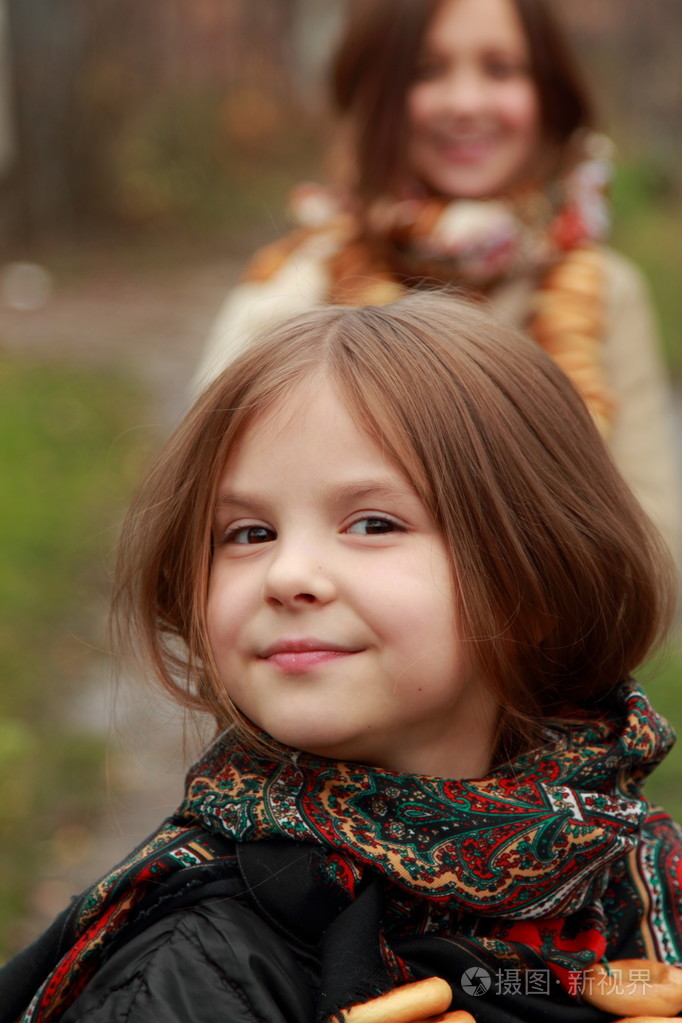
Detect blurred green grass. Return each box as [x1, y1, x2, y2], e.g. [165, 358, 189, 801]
[612, 160, 682, 378]
[641, 644, 682, 820]
[612, 161, 682, 821]
[0, 360, 149, 957]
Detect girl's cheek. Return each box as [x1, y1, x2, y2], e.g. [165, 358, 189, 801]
[407, 84, 437, 124]
[506, 81, 540, 126]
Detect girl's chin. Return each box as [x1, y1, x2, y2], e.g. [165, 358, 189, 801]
[411, 151, 540, 202]
[264, 724, 378, 766]
[419, 169, 516, 201]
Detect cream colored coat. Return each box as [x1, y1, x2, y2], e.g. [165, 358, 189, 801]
[191, 239, 680, 561]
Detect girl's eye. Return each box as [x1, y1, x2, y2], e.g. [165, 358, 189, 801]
[412, 58, 444, 83]
[224, 525, 276, 545]
[485, 59, 527, 80]
[346, 517, 403, 536]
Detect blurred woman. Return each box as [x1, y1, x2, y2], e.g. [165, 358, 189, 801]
[192, 0, 679, 557]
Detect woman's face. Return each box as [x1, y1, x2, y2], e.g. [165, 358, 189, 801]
[406, 0, 541, 199]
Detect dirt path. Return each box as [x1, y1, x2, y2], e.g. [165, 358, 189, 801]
[2, 242, 246, 946]
[0, 247, 246, 422]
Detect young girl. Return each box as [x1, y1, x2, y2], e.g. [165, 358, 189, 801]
[3, 293, 682, 1023]
[191, 0, 679, 559]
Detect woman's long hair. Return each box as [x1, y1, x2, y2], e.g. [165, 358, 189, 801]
[330, 0, 594, 201]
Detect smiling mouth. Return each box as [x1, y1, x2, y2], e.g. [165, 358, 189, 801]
[259, 639, 361, 674]
[267, 650, 354, 672]
[437, 136, 497, 159]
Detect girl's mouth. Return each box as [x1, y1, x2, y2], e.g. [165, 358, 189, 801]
[259, 639, 360, 674]
[436, 135, 496, 163]
[266, 649, 354, 672]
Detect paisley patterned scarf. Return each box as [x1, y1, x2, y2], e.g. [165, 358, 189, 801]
[245, 132, 616, 434]
[12, 681, 682, 1022]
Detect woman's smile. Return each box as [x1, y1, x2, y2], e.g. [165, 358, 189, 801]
[407, 0, 540, 198]
[434, 132, 500, 163]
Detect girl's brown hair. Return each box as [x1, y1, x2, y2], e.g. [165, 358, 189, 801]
[112, 294, 673, 760]
[330, 0, 594, 201]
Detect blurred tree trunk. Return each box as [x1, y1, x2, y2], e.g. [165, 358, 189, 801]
[0, 0, 14, 178]
[2, 0, 331, 243]
[6, 0, 87, 243]
[230, 0, 297, 95]
[552, 0, 682, 163]
[292, 0, 342, 102]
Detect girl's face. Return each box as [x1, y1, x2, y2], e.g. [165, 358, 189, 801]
[406, 0, 541, 199]
[208, 375, 496, 778]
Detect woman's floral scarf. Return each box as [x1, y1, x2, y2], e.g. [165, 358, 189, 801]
[245, 131, 616, 434]
[12, 681, 682, 1022]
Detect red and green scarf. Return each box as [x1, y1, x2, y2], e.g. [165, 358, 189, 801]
[13, 681, 682, 1022]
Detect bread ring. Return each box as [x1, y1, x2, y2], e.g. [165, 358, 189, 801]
[343, 977, 453, 1023]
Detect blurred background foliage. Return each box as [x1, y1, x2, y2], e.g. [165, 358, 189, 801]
[0, 0, 680, 957]
[1, 2, 680, 251]
[0, 362, 149, 950]
[1, 0, 680, 365]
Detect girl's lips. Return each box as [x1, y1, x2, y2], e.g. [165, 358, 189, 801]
[437, 136, 497, 164]
[265, 649, 355, 673]
[259, 640, 360, 674]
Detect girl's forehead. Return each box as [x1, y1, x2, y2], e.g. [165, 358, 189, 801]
[219, 369, 432, 505]
[221, 371, 348, 473]
[245, 371, 334, 438]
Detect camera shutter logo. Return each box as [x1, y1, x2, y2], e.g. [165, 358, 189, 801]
[461, 966, 492, 996]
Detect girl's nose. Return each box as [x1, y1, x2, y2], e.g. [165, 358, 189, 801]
[263, 543, 337, 609]
[439, 66, 487, 115]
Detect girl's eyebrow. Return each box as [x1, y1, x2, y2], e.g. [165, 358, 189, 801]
[323, 479, 418, 507]
[214, 491, 265, 516]
[214, 479, 417, 515]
